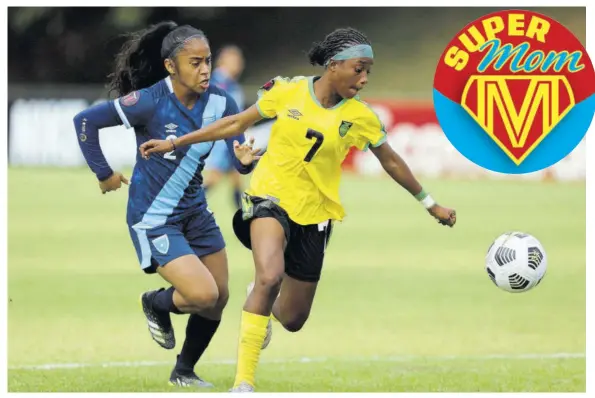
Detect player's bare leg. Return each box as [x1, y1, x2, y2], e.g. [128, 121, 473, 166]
[246, 274, 315, 349]
[141, 255, 219, 350]
[167, 249, 230, 388]
[198, 249, 230, 320]
[244, 276, 317, 357]
[272, 275, 318, 332]
[156, 254, 219, 313]
[246, 218, 286, 313]
[231, 217, 286, 392]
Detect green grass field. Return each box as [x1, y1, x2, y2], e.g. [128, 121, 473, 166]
[7, 167, 586, 392]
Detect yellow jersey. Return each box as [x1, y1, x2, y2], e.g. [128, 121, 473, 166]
[247, 76, 387, 225]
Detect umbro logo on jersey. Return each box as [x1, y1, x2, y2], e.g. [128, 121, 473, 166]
[287, 109, 303, 120]
[165, 123, 178, 133]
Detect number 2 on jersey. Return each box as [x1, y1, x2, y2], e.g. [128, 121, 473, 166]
[304, 129, 324, 162]
[164, 134, 177, 160]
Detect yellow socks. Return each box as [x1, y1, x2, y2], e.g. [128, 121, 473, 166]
[233, 310, 270, 387]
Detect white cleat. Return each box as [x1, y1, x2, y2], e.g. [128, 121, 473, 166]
[247, 282, 273, 350]
[229, 381, 255, 392]
[262, 317, 272, 350]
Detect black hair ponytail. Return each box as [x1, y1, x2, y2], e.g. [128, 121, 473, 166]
[107, 21, 178, 97]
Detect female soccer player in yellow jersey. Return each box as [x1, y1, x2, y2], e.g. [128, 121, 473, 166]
[140, 27, 457, 392]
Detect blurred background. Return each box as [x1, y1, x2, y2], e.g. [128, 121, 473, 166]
[7, 6, 586, 178]
[7, 7, 586, 392]
[7, 7, 587, 99]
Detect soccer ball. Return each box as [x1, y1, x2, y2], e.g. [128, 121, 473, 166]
[485, 232, 547, 293]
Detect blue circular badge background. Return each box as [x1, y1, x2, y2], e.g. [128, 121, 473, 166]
[433, 89, 595, 174]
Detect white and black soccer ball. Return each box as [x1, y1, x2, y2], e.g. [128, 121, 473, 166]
[485, 232, 547, 293]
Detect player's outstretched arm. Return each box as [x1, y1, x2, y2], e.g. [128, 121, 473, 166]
[370, 142, 456, 227]
[73, 101, 130, 194]
[139, 105, 263, 158]
[225, 135, 262, 174]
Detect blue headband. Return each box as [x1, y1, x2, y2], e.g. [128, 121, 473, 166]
[325, 44, 374, 66]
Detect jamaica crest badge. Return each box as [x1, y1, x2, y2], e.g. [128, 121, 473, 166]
[339, 121, 353, 137]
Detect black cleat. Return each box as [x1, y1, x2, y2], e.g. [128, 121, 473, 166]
[169, 368, 214, 388]
[140, 289, 176, 350]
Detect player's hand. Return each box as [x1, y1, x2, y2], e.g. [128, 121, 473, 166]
[234, 136, 262, 166]
[428, 204, 456, 227]
[140, 139, 174, 159]
[99, 171, 129, 194]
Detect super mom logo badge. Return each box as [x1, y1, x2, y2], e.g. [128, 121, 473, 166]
[433, 10, 595, 173]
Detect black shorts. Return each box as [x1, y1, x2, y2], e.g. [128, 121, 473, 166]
[232, 194, 333, 283]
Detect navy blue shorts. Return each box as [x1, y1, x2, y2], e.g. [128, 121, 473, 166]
[128, 208, 226, 274]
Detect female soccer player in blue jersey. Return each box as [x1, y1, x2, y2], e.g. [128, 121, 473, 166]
[73, 21, 261, 388]
[141, 27, 457, 392]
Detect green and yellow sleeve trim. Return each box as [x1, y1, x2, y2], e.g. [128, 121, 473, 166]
[255, 102, 274, 119]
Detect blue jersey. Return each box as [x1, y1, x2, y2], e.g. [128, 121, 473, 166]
[204, 69, 246, 173]
[74, 76, 253, 229]
[211, 68, 245, 111]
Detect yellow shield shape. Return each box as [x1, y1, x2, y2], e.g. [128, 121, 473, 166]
[461, 75, 575, 165]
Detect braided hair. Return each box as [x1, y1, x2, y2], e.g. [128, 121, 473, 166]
[107, 21, 208, 97]
[307, 27, 371, 67]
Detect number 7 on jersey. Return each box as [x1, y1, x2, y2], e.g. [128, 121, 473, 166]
[304, 129, 324, 162]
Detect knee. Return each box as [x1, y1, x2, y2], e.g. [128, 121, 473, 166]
[184, 286, 219, 312]
[282, 312, 309, 333]
[252, 238, 285, 297]
[255, 270, 283, 293]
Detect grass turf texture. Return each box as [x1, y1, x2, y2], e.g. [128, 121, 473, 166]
[8, 168, 585, 392]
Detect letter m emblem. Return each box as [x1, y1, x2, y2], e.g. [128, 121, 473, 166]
[461, 75, 575, 165]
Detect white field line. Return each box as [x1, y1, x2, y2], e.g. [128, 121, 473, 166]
[8, 352, 585, 371]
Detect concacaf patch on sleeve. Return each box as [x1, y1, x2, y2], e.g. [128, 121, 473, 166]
[120, 91, 140, 107]
[261, 79, 275, 91]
